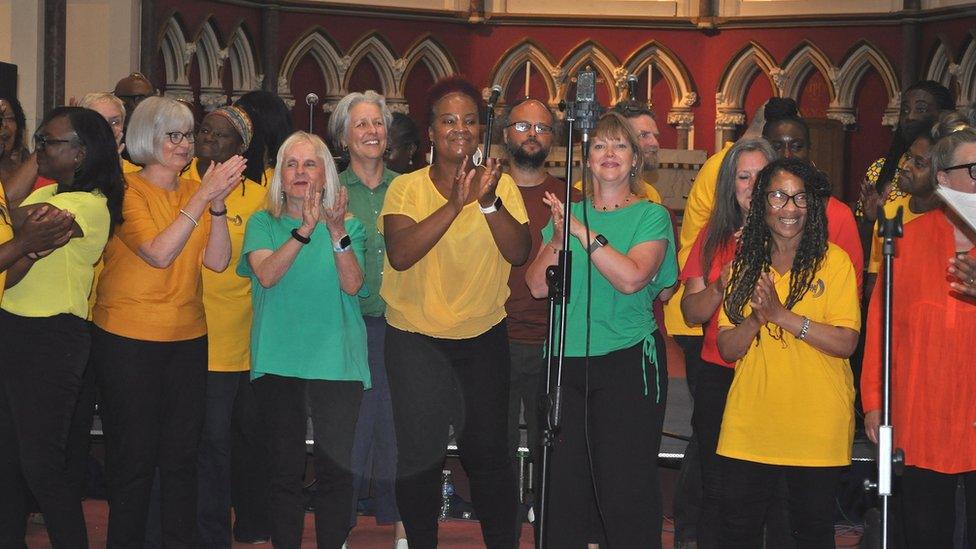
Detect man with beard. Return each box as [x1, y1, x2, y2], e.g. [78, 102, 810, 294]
[611, 100, 663, 203]
[500, 98, 567, 486]
[855, 80, 954, 283]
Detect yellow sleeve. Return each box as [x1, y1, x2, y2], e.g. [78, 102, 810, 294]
[497, 174, 529, 224]
[643, 182, 662, 204]
[378, 172, 420, 231]
[823, 246, 861, 331]
[679, 143, 730, 266]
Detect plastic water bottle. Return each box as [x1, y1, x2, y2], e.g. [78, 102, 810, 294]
[439, 469, 454, 521]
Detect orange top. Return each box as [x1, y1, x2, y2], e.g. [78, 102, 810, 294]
[92, 172, 212, 341]
[861, 209, 976, 474]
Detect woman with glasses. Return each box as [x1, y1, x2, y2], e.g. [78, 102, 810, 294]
[715, 158, 860, 547]
[381, 76, 530, 547]
[90, 96, 246, 546]
[525, 112, 678, 548]
[0, 106, 122, 547]
[861, 118, 976, 547]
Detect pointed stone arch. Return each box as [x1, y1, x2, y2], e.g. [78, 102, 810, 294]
[834, 41, 900, 127]
[925, 37, 957, 93]
[341, 32, 401, 112]
[780, 41, 836, 103]
[622, 40, 698, 143]
[227, 22, 261, 103]
[277, 28, 343, 109]
[957, 32, 976, 106]
[192, 17, 227, 111]
[157, 14, 194, 103]
[715, 42, 779, 145]
[557, 40, 623, 105]
[397, 35, 457, 113]
[487, 39, 560, 108]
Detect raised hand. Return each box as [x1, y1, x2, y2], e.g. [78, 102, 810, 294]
[298, 185, 322, 238]
[447, 155, 477, 214]
[859, 179, 890, 223]
[17, 204, 75, 256]
[542, 191, 583, 245]
[323, 185, 349, 237]
[200, 155, 247, 204]
[474, 157, 502, 208]
[750, 272, 784, 325]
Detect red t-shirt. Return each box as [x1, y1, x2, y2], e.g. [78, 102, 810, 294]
[505, 175, 576, 343]
[826, 197, 863, 295]
[680, 229, 736, 367]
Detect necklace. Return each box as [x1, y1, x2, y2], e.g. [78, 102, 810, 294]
[597, 193, 635, 211]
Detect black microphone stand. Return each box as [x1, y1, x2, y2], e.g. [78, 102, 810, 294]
[864, 205, 905, 549]
[482, 93, 499, 164]
[536, 67, 600, 549]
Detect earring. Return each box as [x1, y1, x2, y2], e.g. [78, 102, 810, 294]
[428, 143, 435, 164]
[472, 146, 484, 167]
[629, 167, 636, 178]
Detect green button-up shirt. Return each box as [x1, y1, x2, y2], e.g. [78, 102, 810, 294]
[339, 167, 398, 317]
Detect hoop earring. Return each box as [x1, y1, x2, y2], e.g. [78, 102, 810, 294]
[472, 146, 484, 167]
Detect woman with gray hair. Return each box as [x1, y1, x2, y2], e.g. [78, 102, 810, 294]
[90, 96, 245, 546]
[238, 131, 370, 547]
[328, 90, 406, 546]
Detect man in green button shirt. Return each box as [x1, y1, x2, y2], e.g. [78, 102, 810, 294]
[329, 90, 407, 548]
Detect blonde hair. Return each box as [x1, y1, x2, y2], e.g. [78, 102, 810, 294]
[266, 131, 340, 218]
[587, 111, 645, 198]
[79, 92, 126, 123]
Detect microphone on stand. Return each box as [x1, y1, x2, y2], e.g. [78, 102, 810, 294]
[305, 93, 320, 133]
[626, 74, 638, 101]
[487, 85, 502, 107]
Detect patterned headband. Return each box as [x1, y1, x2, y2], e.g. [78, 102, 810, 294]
[209, 105, 253, 149]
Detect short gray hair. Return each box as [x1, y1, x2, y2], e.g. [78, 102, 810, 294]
[266, 131, 340, 218]
[932, 127, 976, 175]
[125, 96, 194, 166]
[328, 90, 393, 150]
[79, 92, 126, 123]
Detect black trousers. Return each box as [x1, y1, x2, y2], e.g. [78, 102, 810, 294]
[693, 361, 734, 548]
[252, 374, 362, 549]
[91, 326, 207, 549]
[897, 466, 976, 548]
[719, 457, 845, 549]
[0, 310, 90, 548]
[385, 321, 519, 549]
[542, 333, 669, 549]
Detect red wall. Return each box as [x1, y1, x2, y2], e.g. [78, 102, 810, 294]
[153, 1, 976, 199]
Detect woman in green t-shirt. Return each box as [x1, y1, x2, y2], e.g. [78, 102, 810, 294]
[526, 111, 678, 548]
[239, 131, 370, 548]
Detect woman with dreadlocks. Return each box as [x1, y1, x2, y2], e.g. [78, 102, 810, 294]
[715, 158, 860, 548]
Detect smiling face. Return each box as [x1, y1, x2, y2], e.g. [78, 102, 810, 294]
[626, 114, 660, 171]
[35, 115, 84, 183]
[196, 112, 244, 166]
[897, 137, 935, 197]
[280, 139, 325, 202]
[156, 123, 194, 171]
[734, 150, 769, 212]
[429, 92, 479, 164]
[937, 141, 976, 194]
[345, 101, 387, 163]
[764, 169, 807, 244]
[588, 132, 636, 187]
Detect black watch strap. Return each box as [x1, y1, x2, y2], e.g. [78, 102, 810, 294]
[291, 228, 311, 244]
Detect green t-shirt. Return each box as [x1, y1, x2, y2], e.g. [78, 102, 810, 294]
[338, 167, 398, 317]
[542, 199, 677, 357]
[238, 210, 371, 387]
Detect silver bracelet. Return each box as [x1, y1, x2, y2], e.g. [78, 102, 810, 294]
[179, 209, 198, 227]
[797, 316, 811, 341]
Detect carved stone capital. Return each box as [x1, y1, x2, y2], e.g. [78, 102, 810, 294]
[826, 108, 856, 127]
[667, 110, 694, 128]
[715, 110, 745, 129]
[164, 86, 195, 105]
[680, 92, 697, 107]
[199, 90, 228, 111]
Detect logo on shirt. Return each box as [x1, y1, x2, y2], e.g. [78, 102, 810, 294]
[809, 278, 825, 298]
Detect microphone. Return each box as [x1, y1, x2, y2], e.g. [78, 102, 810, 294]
[305, 93, 319, 106]
[487, 85, 502, 107]
[626, 74, 638, 100]
[574, 67, 600, 133]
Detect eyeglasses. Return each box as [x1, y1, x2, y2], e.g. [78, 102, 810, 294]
[505, 121, 554, 135]
[165, 131, 195, 145]
[943, 161, 976, 180]
[766, 190, 808, 209]
[33, 134, 77, 150]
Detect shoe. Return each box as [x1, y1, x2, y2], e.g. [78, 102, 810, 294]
[394, 539, 408, 549]
[235, 535, 271, 544]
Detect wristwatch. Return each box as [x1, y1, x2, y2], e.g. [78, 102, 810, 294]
[333, 234, 352, 253]
[479, 196, 503, 214]
[586, 234, 609, 254]
[291, 228, 311, 245]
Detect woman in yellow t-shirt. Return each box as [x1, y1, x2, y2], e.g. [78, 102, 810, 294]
[0, 106, 122, 546]
[717, 158, 860, 547]
[90, 97, 246, 546]
[380, 77, 530, 546]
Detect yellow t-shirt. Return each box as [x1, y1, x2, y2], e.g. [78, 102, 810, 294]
[662, 142, 733, 336]
[866, 193, 918, 274]
[572, 179, 662, 204]
[0, 184, 13, 303]
[717, 243, 860, 466]
[93, 172, 213, 341]
[1, 187, 109, 318]
[122, 158, 142, 174]
[187, 158, 268, 372]
[379, 166, 529, 339]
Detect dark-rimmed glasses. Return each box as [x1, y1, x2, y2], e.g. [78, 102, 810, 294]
[33, 134, 77, 150]
[165, 131, 195, 145]
[766, 190, 808, 209]
[943, 161, 976, 180]
[505, 121, 553, 135]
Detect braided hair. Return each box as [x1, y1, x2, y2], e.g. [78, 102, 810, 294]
[723, 158, 831, 330]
